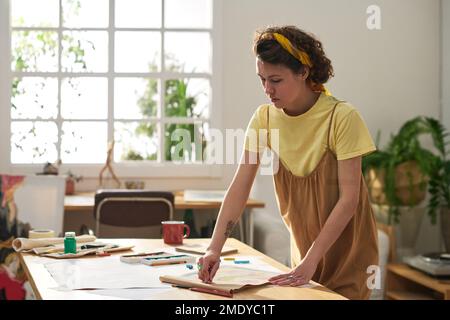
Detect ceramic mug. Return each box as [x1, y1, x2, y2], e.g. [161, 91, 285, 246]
[161, 221, 190, 245]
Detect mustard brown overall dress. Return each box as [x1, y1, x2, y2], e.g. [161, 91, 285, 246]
[268, 101, 379, 300]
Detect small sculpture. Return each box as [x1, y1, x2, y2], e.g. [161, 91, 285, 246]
[98, 140, 121, 189]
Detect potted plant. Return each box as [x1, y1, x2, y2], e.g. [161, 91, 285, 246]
[363, 116, 437, 224]
[425, 117, 450, 251]
[65, 171, 83, 195]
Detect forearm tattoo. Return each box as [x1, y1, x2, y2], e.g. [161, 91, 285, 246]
[224, 220, 236, 238]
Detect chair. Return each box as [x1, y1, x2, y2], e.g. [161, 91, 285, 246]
[93, 190, 174, 238]
[370, 222, 397, 300]
[376, 222, 397, 263]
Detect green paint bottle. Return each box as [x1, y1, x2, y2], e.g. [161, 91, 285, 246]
[64, 231, 77, 254]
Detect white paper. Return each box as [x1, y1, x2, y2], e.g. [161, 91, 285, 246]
[184, 190, 226, 202]
[44, 255, 190, 290]
[44, 254, 310, 293]
[85, 288, 174, 300]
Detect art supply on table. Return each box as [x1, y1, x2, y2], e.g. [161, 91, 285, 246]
[120, 251, 168, 264]
[224, 257, 235, 261]
[28, 229, 55, 239]
[151, 260, 189, 267]
[196, 262, 214, 272]
[175, 243, 238, 256]
[43, 244, 134, 259]
[234, 260, 250, 264]
[64, 232, 77, 254]
[80, 243, 109, 250]
[186, 264, 194, 270]
[140, 253, 196, 266]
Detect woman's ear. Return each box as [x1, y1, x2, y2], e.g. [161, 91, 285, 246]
[300, 67, 310, 81]
[295, 67, 310, 81]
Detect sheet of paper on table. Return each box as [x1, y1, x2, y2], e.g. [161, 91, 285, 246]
[44, 254, 184, 290]
[183, 190, 226, 202]
[43, 254, 289, 299]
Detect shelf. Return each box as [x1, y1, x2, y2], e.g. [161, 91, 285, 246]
[387, 264, 450, 293]
[386, 263, 450, 299]
[386, 290, 434, 300]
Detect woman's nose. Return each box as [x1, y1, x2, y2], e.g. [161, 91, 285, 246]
[264, 83, 274, 95]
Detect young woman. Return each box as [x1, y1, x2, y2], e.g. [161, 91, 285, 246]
[197, 25, 379, 300]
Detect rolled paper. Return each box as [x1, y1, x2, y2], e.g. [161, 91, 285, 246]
[12, 234, 97, 252]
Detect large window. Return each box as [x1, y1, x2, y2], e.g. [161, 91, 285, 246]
[6, 0, 219, 177]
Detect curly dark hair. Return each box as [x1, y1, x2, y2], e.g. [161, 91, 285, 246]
[253, 25, 334, 90]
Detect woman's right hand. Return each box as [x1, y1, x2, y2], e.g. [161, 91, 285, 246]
[197, 249, 221, 283]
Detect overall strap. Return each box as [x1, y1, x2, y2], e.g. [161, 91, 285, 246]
[327, 101, 345, 149]
[255, 106, 270, 164]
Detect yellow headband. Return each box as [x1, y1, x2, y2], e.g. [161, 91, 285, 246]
[272, 33, 312, 67]
[266, 32, 331, 96]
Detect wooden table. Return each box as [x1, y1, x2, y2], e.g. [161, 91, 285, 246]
[64, 191, 265, 211]
[385, 263, 450, 300]
[19, 238, 346, 300]
[65, 191, 265, 246]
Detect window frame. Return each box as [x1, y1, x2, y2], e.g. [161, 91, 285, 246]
[0, 0, 223, 178]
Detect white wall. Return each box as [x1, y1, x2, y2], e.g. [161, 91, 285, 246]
[443, 0, 450, 129]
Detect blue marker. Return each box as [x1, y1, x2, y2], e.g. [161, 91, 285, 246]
[186, 264, 194, 270]
[234, 260, 250, 264]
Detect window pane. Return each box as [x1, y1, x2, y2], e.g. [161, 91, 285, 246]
[164, 122, 207, 162]
[11, 31, 58, 72]
[114, 122, 158, 161]
[165, 78, 210, 118]
[115, 0, 161, 28]
[61, 77, 107, 119]
[114, 78, 159, 119]
[12, 77, 58, 120]
[11, 0, 59, 27]
[61, 121, 107, 163]
[164, 32, 211, 73]
[165, 0, 212, 29]
[62, 0, 109, 28]
[115, 32, 161, 72]
[62, 31, 108, 72]
[11, 121, 58, 164]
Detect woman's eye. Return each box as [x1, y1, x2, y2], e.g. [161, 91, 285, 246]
[271, 79, 281, 83]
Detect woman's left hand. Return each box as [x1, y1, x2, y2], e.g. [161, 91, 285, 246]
[268, 257, 318, 287]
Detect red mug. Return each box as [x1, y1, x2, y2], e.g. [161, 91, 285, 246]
[161, 221, 190, 245]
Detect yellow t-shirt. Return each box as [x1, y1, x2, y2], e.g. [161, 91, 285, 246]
[244, 92, 376, 176]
